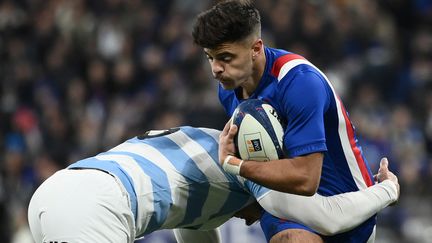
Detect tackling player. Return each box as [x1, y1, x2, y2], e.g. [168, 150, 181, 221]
[193, 1, 392, 242]
[28, 126, 399, 243]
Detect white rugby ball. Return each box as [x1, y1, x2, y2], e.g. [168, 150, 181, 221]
[231, 99, 284, 161]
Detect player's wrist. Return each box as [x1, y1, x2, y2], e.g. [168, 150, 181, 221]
[222, 155, 244, 175]
[379, 179, 399, 203]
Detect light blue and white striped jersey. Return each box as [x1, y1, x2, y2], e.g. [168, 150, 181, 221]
[68, 126, 267, 237]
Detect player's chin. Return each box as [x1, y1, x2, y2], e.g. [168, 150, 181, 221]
[219, 80, 236, 90]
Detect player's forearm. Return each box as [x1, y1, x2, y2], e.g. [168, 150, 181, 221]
[240, 160, 311, 195]
[258, 179, 398, 235]
[240, 154, 322, 195]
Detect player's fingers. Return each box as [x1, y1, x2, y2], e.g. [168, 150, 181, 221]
[221, 121, 231, 136]
[227, 124, 238, 139]
[379, 157, 389, 172]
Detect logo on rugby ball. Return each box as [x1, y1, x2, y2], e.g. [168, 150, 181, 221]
[248, 139, 262, 152]
[244, 133, 264, 153]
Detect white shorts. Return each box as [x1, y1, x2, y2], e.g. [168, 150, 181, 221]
[28, 169, 136, 243]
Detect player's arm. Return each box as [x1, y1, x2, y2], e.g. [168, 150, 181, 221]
[241, 153, 322, 195]
[221, 127, 322, 195]
[173, 228, 221, 243]
[257, 158, 400, 235]
[220, 71, 328, 195]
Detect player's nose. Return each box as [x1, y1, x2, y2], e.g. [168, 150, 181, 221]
[211, 61, 224, 77]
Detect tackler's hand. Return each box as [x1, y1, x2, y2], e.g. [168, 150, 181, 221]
[374, 157, 400, 205]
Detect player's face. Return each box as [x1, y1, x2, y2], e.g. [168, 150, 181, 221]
[204, 40, 256, 90]
[233, 201, 263, 226]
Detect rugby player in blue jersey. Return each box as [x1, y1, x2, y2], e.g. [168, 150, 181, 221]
[192, 1, 394, 242]
[28, 127, 399, 243]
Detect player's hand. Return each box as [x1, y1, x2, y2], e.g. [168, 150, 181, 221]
[374, 157, 400, 205]
[218, 120, 239, 165]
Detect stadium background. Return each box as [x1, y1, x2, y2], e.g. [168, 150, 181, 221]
[1, 0, 431, 242]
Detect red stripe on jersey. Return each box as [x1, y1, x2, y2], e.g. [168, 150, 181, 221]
[271, 54, 306, 78]
[338, 98, 374, 187]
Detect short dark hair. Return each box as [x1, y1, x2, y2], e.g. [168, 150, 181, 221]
[192, 1, 261, 49]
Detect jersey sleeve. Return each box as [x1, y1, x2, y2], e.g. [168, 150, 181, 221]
[241, 179, 272, 201]
[257, 180, 398, 235]
[277, 66, 331, 157]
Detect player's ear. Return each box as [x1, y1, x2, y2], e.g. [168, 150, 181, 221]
[251, 39, 263, 59]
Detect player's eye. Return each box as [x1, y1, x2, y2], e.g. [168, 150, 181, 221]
[221, 56, 232, 62]
[218, 55, 233, 63]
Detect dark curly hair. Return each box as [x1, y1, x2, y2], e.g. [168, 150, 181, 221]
[192, 1, 261, 49]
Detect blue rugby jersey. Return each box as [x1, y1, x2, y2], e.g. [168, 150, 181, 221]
[68, 126, 256, 238]
[218, 46, 376, 242]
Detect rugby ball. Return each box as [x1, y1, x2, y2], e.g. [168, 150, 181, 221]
[231, 99, 284, 161]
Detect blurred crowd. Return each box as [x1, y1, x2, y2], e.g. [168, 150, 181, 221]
[0, 0, 431, 242]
